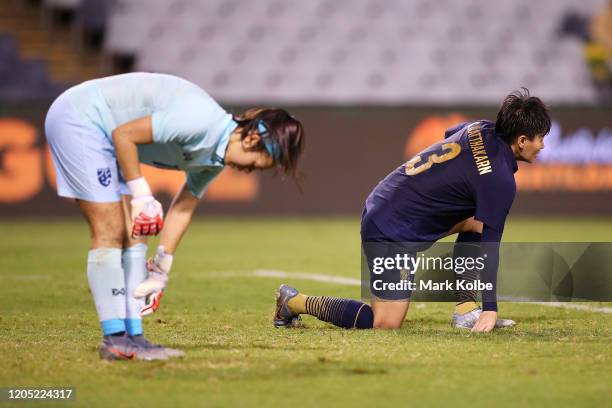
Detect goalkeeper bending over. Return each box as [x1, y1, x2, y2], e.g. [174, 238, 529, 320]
[45, 73, 304, 360]
[274, 89, 549, 333]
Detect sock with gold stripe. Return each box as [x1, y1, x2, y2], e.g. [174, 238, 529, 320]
[287, 293, 307, 314]
[454, 231, 481, 315]
[455, 301, 479, 315]
[304, 296, 373, 329]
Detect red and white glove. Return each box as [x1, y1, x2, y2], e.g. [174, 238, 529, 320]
[127, 177, 164, 238]
[133, 245, 173, 316]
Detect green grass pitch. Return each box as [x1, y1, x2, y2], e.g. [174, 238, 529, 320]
[1, 217, 611, 407]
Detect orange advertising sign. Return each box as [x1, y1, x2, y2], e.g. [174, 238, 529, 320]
[1, 118, 258, 203]
[405, 115, 612, 192]
[0, 119, 44, 202]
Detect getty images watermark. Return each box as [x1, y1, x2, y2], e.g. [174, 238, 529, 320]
[370, 251, 491, 292]
[361, 242, 612, 302]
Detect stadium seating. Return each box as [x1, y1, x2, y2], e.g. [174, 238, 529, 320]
[37, 0, 612, 104]
[0, 34, 66, 101]
[99, 0, 608, 104]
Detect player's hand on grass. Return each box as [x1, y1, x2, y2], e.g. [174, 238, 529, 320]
[471, 311, 497, 333]
[134, 246, 173, 316]
[127, 177, 164, 238]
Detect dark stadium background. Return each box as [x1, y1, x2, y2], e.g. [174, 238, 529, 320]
[1, 0, 611, 218]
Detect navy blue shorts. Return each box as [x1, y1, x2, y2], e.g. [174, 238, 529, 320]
[361, 207, 416, 301]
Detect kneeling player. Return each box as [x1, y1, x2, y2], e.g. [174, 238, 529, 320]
[45, 73, 304, 360]
[274, 89, 549, 333]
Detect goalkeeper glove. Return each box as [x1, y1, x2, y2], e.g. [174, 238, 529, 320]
[134, 245, 173, 316]
[127, 177, 164, 238]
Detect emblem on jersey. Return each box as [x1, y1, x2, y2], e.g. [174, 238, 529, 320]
[97, 167, 112, 187]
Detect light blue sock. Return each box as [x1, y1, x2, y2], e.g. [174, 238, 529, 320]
[87, 248, 127, 336]
[122, 243, 147, 336]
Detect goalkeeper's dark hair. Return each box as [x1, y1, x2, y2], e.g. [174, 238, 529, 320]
[495, 88, 551, 145]
[233, 108, 305, 181]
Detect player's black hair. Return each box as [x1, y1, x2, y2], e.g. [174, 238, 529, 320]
[495, 88, 551, 145]
[233, 108, 305, 180]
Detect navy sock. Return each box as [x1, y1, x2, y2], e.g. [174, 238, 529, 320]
[305, 296, 374, 329]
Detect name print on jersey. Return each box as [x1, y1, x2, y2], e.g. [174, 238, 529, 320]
[467, 122, 493, 175]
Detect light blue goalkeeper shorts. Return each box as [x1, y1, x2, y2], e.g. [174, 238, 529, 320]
[44, 93, 130, 203]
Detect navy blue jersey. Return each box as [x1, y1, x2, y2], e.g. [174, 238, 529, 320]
[363, 120, 518, 243]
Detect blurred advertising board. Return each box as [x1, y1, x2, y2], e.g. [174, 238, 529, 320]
[0, 103, 610, 216]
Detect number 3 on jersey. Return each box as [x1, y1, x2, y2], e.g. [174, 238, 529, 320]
[405, 142, 462, 176]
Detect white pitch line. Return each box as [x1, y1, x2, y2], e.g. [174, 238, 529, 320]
[528, 302, 612, 314]
[252, 269, 362, 286]
[247, 269, 612, 314]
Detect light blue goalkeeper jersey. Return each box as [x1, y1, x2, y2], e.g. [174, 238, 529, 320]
[64, 72, 237, 198]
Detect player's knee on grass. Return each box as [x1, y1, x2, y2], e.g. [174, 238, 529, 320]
[373, 315, 404, 329]
[371, 300, 409, 329]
